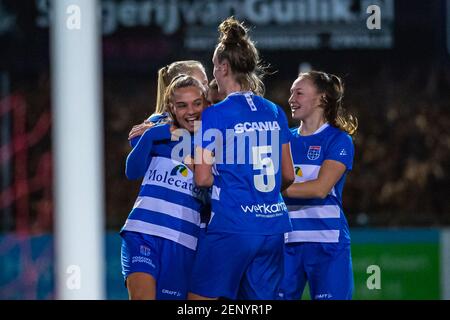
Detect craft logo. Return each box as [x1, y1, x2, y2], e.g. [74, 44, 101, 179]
[171, 164, 188, 177]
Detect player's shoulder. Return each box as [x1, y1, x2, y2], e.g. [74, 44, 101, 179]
[253, 95, 286, 116]
[147, 112, 169, 123]
[206, 97, 230, 112]
[200, 100, 231, 126]
[254, 95, 278, 108]
[202, 103, 220, 117]
[326, 125, 353, 145]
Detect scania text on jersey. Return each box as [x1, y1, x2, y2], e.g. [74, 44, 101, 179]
[233, 121, 281, 134]
[171, 124, 282, 169]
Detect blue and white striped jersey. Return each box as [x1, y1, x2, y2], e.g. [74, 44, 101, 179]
[122, 126, 207, 250]
[284, 123, 354, 244]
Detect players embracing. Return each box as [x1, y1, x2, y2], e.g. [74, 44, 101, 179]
[121, 16, 357, 301]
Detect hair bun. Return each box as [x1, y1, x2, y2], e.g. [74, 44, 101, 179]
[218, 17, 248, 45]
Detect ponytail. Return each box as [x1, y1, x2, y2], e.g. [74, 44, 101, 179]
[300, 71, 358, 135]
[155, 65, 170, 115]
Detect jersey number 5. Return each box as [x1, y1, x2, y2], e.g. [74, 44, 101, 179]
[252, 146, 275, 193]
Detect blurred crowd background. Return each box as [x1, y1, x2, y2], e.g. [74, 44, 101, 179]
[0, 0, 449, 299]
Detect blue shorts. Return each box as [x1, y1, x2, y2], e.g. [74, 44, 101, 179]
[120, 231, 196, 300]
[278, 242, 353, 300]
[190, 232, 285, 300]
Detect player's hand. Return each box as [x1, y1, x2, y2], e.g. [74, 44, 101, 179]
[183, 155, 195, 172]
[128, 120, 154, 140]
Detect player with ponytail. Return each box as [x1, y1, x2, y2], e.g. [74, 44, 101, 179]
[188, 17, 295, 300]
[278, 71, 357, 300]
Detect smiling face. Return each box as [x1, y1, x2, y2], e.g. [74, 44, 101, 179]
[288, 76, 324, 122]
[170, 86, 206, 133]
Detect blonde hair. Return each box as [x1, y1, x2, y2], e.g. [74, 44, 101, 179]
[299, 71, 358, 135]
[153, 60, 206, 116]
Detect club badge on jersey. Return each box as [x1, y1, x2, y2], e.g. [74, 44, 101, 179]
[307, 145, 321, 160]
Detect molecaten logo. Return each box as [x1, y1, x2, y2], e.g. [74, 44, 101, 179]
[171, 164, 188, 177]
[294, 166, 303, 177]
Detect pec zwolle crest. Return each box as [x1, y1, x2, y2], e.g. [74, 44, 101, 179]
[307, 146, 321, 160]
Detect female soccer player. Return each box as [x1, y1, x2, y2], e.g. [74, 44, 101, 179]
[278, 71, 358, 300]
[128, 60, 208, 143]
[188, 17, 295, 300]
[120, 75, 209, 300]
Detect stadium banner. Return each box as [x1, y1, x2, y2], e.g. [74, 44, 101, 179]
[0, 229, 448, 300]
[9, 0, 395, 50]
[0, 0, 395, 73]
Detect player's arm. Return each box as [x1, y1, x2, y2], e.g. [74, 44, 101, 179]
[276, 105, 295, 192]
[282, 160, 346, 199]
[280, 142, 295, 192]
[125, 124, 171, 180]
[194, 146, 214, 188]
[128, 120, 154, 147]
[128, 113, 170, 147]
